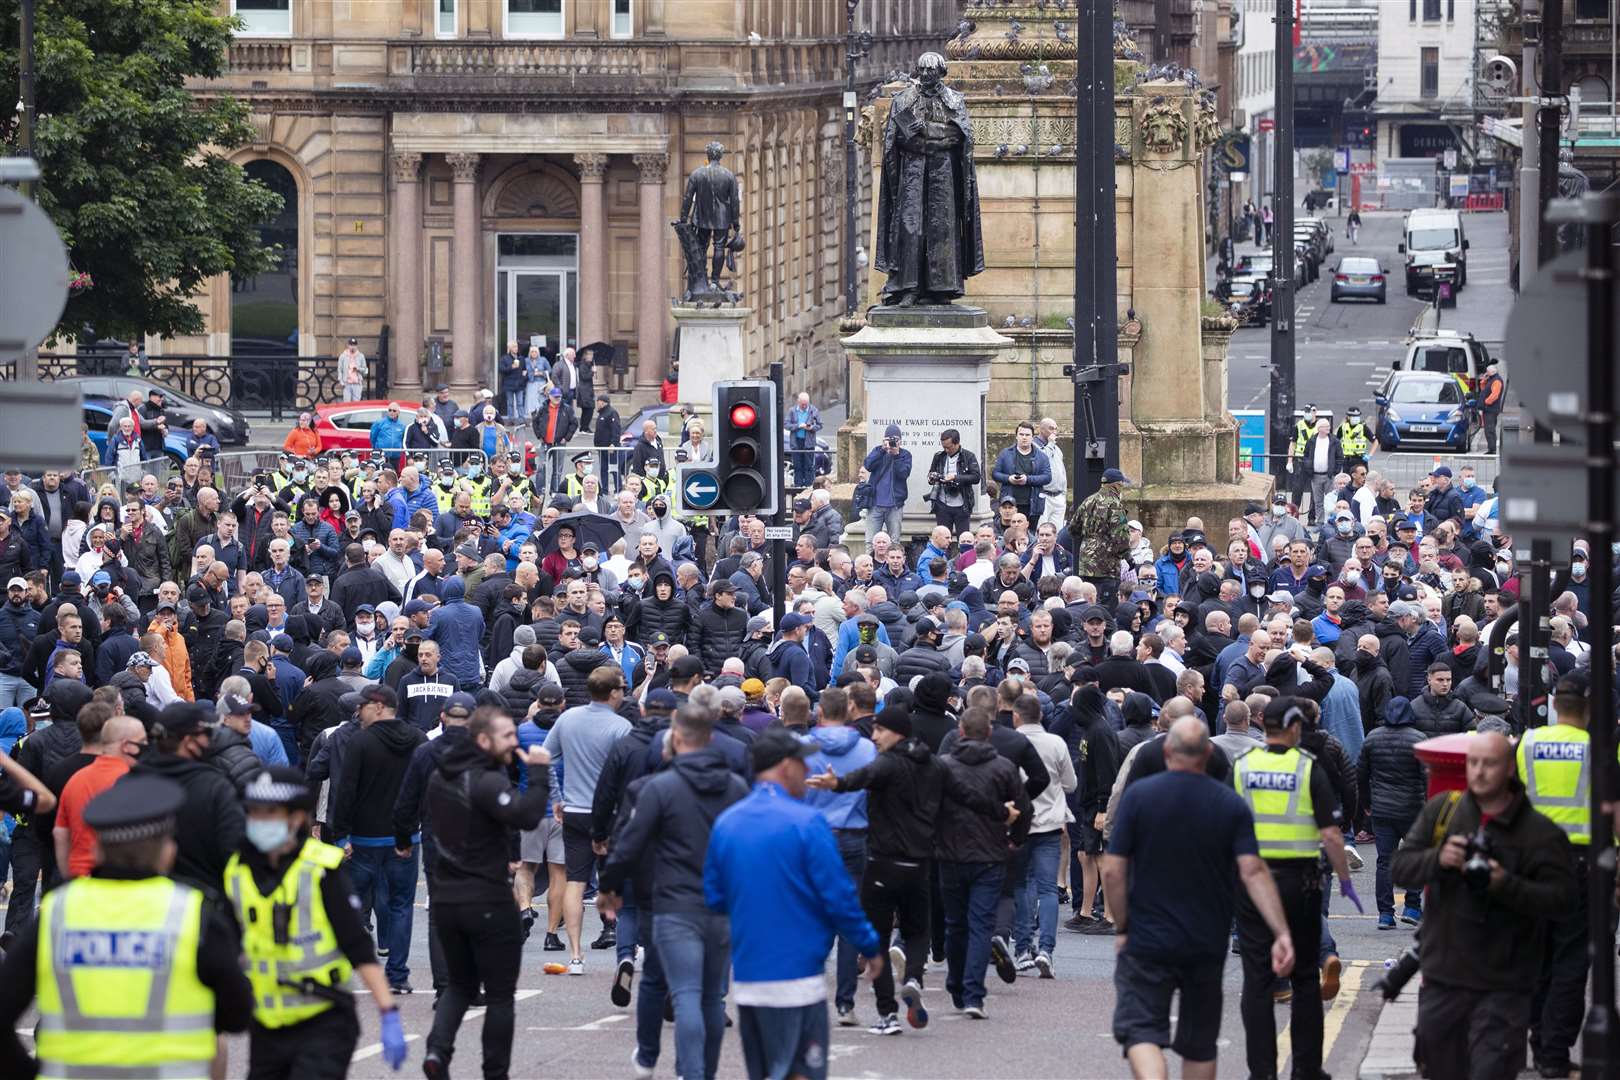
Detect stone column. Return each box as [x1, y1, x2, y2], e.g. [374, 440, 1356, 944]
[389, 152, 424, 396]
[446, 152, 483, 398]
[633, 153, 668, 387]
[575, 153, 610, 350]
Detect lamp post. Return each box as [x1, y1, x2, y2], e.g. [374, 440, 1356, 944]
[842, 0, 872, 411]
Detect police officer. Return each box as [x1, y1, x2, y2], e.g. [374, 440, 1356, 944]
[1289, 404, 1318, 510]
[486, 454, 527, 518]
[431, 463, 461, 514]
[1231, 695, 1359, 1080]
[1335, 406, 1370, 472]
[562, 452, 593, 501]
[0, 775, 254, 1079]
[1517, 672, 1595, 1078]
[225, 767, 406, 1078]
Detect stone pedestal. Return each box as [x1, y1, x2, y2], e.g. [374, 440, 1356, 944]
[841, 306, 1012, 542]
[673, 304, 751, 408]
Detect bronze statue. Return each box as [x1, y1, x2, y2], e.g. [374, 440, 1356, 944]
[676, 142, 742, 301]
[874, 53, 985, 307]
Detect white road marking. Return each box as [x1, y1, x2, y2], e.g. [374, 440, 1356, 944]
[352, 1033, 420, 1062]
[527, 1013, 629, 1032]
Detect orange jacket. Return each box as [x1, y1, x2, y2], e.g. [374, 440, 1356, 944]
[147, 620, 194, 701]
[283, 426, 322, 457]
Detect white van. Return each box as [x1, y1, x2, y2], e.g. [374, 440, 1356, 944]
[1398, 208, 1468, 297]
[1393, 330, 1491, 392]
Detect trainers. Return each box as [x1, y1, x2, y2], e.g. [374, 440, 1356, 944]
[543, 931, 566, 952]
[1273, 986, 1293, 1004]
[1079, 918, 1116, 936]
[422, 1051, 447, 1079]
[376, 944, 390, 958]
[869, 1014, 902, 1036]
[1063, 913, 1093, 932]
[1035, 953, 1054, 979]
[611, 958, 635, 1007]
[837, 1005, 859, 1027]
[1344, 844, 1365, 871]
[1400, 906, 1423, 926]
[1321, 954, 1342, 1001]
[520, 910, 536, 944]
[901, 978, 928, 1029]
[989, 936, 1017, 984]
[568, 958, 584, 977]
[591, 926, 616, 950]
[630, 1048, 655, 1080]
[963, 1004, 988, 1020]
[389, 981, 414, 995]
[1014, 951, 1037, 972]
[1378, 912, 1396, 930]
[889, 943, 906, 978]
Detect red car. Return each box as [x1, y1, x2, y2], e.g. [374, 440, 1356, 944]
[311, 400, 424, 452]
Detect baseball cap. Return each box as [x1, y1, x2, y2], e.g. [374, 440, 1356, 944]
[403, 599, 432, 617]
[998, 494, 1017, 506]
[355, 684, 397, 709]
[1082, 605, 1110, 622]
[91, 571, 113, 588]
[1127, 519, 1143, 532]
[61, 570, 81, 587]
[746, 615, 771, 636]
[186, 584, 211, 605]
[454, 542, 481, 562]
[852, 644, 879, 665]
[158, 701, 213, 737]
[125, 651, 155, 671]
[1101, 468, 1129, 484]
[536, 684, 567, 706]
[340, 646, 363, 666]
[741, 677, 766, 699]
[1243, 503, 1265, 517]
[6, 577, 26, 591]
[792, 497, 811, 512]
[912, 616, 938, 638]
[1006, 656, 1031, 674]
[645, 688, 678, 711]
[649, 631, 671, 647]
[1267, 590, 1293, 603]
[221, 693, 254, 716]
[749, 728, 814, 774]
[670, 655, 705, 681]
[1430, 465, 1452, 478]
[779, 612, 812, 632]
[442, 692, 478, 717]
[154, 600, 177, 614]
[354, 603, 376, 615]
[580, 540, 600, 555]
[271, 633, 295, 652]
[710, 578, 736, 595]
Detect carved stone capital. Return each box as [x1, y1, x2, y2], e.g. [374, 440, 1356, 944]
[445, 152, 482, 183]
[390, 151, 423, 184]
[633, 153, 668, 185]
[574, 152, 610, 181]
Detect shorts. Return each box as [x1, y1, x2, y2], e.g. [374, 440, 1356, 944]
[1111, 950, 1225, 1063]
[737, 1002, 830, 1080]
[520, 815, 565, 865]
[561, 810, 598, 884]
[1074, 815, 1105, 856]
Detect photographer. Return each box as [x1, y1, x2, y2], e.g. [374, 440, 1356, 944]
[925, 428, 980, 537]
[1391, 731, 1574, 1080]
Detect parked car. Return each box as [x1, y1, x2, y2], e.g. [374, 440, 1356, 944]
[82, 400, 194, 469]
[1298, 217, 1336, 254]
[312, 400, 430, 452]
[1330, 256, 1388, 304]
[1223, 273, 1272, 327]
[56, 375, 250, 446]
[1374, 371, 1475, 451]
[1236, 249, 1308, 290]
[1395, 331, 1490, 392]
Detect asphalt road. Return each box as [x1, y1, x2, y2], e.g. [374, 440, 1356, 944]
[94, 843, 1402, 1079]
[1227, 209, 1513, 429]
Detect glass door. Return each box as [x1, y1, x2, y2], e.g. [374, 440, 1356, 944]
[507, 270, 567, 359]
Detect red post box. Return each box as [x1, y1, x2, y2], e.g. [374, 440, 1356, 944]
[1413, 733, 1477, 799]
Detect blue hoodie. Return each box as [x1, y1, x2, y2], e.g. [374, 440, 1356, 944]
[0, 707, 24, 754]
[425, 577, 485, 688]
[706, 781, 880, 989]
[801, 726, 877, 830]
[830, 615, 891, 678]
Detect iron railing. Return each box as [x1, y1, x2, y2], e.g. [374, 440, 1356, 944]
[1, 352, 391, 421]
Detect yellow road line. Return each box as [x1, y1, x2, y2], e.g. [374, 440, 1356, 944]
[1278, 959, 1373, 1075]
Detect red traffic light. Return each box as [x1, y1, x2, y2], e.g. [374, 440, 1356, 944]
[729, 402, 758, 428]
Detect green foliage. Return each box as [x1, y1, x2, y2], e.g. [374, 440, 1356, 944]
[1200, 297, 1229, 319]
[1, 0, 281, 342]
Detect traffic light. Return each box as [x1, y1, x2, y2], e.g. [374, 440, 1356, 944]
[713, 379, 780, 516]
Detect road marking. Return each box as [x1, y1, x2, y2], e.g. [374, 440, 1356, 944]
[1345, 361, 1378, 367]
[527, 1013, 629, 1032]
[1275, 958, 1373, 1074]
[352, 1033, 420, 1062]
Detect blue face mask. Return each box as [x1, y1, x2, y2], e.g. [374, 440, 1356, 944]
[1460, 477, 1475, 491]
[467, 465, 482, 479]
[245, 817, 292, 853]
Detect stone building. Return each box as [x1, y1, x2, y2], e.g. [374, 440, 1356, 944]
[177, 0, 952, 401]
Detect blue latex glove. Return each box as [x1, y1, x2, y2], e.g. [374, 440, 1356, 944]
[1339, 877, 1365, 914]
[380, 1008, 407, 1071]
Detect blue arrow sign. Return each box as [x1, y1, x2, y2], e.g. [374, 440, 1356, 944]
[683, 470, 721, 510]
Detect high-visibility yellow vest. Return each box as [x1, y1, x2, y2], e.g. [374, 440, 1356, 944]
[1292, 419, 1313, 456]
[640, 472, 672, 502]
[224, 837, 354, 1029]
[431, 479, 459, 514]
[563, 473, 588, 500]
[1233, 746, 1321, 860]
[1517, 724, 1591, 845]
[36, 876, 216, 1079]
[467, 474, 497, 518]
[1337, 422, 1369, 456]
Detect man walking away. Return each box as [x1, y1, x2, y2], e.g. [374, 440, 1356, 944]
[705, 729, 886, 1080]
[1357, 695, 1427, 929]
[1105, 716, 1296, 1080]
[1012, 692, 1077, 976]
[421, 706, 552, 1080]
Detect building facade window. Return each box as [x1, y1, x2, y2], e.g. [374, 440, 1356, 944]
[438, 0, 457, 38]
[1422, 0, 1441, 20]
[1420, 47, 1439, 97]
[233, 160, 299, 356]
[612, 0, 633, 38]
[233, 0, 291, 37]
[506, 0, 564, 38]
[1575, 0, 1608, 17]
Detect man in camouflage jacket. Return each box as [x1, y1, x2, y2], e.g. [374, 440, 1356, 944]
[1072, 467, 1131, 609]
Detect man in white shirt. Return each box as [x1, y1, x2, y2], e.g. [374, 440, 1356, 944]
[1036, 417, 1069, 530]
[1010, 691, 1077, 974]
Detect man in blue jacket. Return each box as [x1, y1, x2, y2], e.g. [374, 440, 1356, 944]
[386, 465, 439, 532]
[767, 613, 820, 702]
[425, 576, 486, 690]
[991, 421, 1052, 524]
[706, 729, 883, 1080]
[863, 425, 912, 546]
[369, 403, 406, 455]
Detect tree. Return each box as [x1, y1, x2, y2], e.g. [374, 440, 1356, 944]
[0, 0, 280, 343]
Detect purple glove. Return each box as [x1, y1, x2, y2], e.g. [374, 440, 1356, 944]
[1339, 877, 1365, 914]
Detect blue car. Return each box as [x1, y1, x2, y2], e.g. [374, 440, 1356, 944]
[1374, 372, 1474, 451]
[83, 399, 194, 469]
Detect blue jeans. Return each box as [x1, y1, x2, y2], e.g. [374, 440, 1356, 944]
[871, 505, 904, 545]
[789, 443, 815, 487]
[832, 829, 868, 1011]
[268, 717, 300, 768]
[634, 932, 666, 1073]
[651, 911, 730, 1080]
[1373, 818, 1422, 917]
[615, 879, 640, 966]
[1016, 830, 1062, 957]
[0, 674, 35, 710]
[349, 842, 418, 985]
[940, 860, 1004, 1009]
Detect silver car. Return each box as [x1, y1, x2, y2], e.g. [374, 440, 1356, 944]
[1330, 256, 1387, 304]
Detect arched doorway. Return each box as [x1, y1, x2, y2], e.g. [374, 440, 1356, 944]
[485, 161, 580, 365]
[233, 160, 300, 357]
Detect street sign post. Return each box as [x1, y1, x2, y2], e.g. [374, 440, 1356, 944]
[680, 469, 721, 511]
[0, 184, 69, 362]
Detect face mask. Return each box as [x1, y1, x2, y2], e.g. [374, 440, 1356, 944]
[583, 557, 598, 571]
[245, 817, 293, 853]
[1460, 477, 1475, 490]
[626, 577, 644, 591]
[467, 465, 482, 479]
[293, 469, 307, 481]
[653, 504, 667, 518]
[1271, 505, 1285, 517]
[356, 619, 374, 635]
[1495, 556, 1512, 572]
[1572, 562, 1588, 580]
[1336, 522, 1352, 536]
[1250, 585, 1265, 598]
[1342, 571, 1358, 584]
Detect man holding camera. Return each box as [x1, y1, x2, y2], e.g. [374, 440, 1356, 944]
[1391, 730, 1574, 1080]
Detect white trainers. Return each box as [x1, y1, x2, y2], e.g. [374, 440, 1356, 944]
[1345, 843, 1365, 871]
[568, 957, 585, 977]
[630, 1048, 654, 1079]
[963, 1004, 988, 1020]
[888, 943, 906, 976]
[868, 1014, 902, 1036]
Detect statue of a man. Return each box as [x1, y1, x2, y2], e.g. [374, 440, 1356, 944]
[680, 142, 741, 293]
[874, 53, 985, 307]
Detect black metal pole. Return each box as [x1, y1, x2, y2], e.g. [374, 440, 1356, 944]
[1073, 0, 1120, 504]
[1579, 190, 1619, 1080]
[844, 0, 860, 321]
[769, 359, 787, 631]
[1154, 0, 1174, 65]
[1267, 0, 1297, 480]
[1537, 0, 1564, 265]
[19, 0, 36, 203]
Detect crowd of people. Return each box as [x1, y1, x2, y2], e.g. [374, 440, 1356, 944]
[0, 380, 1609, 1080]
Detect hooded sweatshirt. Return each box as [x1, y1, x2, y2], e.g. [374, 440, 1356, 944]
[424, 735, 551, 905]
[801, 726, 878, 830]
[331, 718, 427, 842]
[424, 576, 484, 687]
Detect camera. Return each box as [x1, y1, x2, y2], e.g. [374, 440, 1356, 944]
[253, 472, 270, 489]
[1462, 826, 1494, 892]
[1482, 55, 1518, 96]
[1372, 945, 1421, 1001]
[886, 436, 899, 448]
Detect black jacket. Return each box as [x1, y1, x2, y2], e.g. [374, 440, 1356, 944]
[392, 724, 471, 852]
[1374, 618, 1412, 697]
[635, 587, 690, 649]
[925, 448, 982, 516]
[180, 608, 230, 701]
[1409, 689, 1474, 735]
[423, 736, 551, 905]
[599, 747, 748, 915]
[1356, 697, 1427, 825]
[1263, 654, 1335, 702]
[556, 646, 614, 708]
[1392, 785, 1574, 992]
[1073, 688, 1123, 815]
[834, 736, 1005, 861]
[940, 721, 1051, 802]
[689, 602, 748, 677]
[1094, 655, 1156, 698]
[128, 751, 245, 894]
[330, 564, 401, 620]
[204, 725, 263, 792]
[330, 718, 427, 841]
[934, 739, 1031, 863]
[893, 642, 952, 685]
